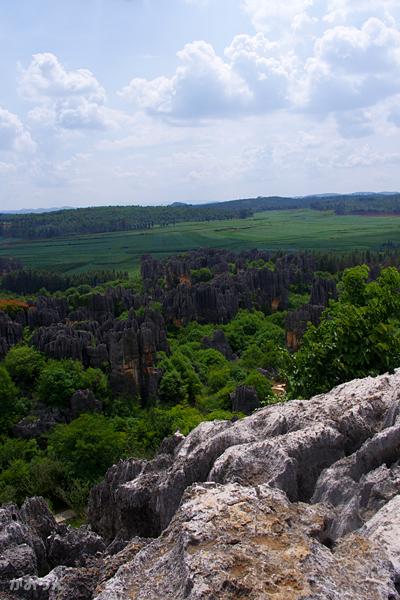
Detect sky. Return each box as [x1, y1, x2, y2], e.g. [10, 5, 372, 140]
[1, 0, 400, 209]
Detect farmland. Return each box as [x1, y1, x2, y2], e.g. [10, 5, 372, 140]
[0, 209, 399, 274]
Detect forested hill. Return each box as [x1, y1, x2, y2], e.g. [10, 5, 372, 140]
[1, 192, 399, 240]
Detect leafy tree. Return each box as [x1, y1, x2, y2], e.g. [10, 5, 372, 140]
[36, 359, 107, 407]
[207, 367, 232, 393]
[289, 266, 400, 398]
[48, 414, 127, 482]
[0, 366, 24, 433]
[159, 369, 187, 405]
[4, 345, 45, 388]
[244, 370, 274, 404]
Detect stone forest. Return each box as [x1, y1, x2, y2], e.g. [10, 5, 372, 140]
[1, 248, 400, 599]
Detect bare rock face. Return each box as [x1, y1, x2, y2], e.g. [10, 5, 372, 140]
[230, 385, 260, 415]
[93, 483, 399, 600]
[0, 498, 107, 599]
[89, 371, 400, 544]
[362, 494, 400, 580]
[0, 311, 23, 358]
[5, 371, 400, 599]
[312, 419, 400, 538]
[201, 329, 235, 360]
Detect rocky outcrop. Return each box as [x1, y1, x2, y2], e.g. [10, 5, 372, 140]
[93, 482, 399, 600]
[0, 497, 106, 597]
[202, 329, 235, 360]
[230, 385, 260, 414]
[88, 371, 400, 543]
[31, 310, 168, 403]
[285, 304, 325, 350]
[0, 311, 23, 358]
[310, 275, 337, 306]
[13, 391, 103, 439]
[311, 416, 400, 539]
[5, 371, 400, 599]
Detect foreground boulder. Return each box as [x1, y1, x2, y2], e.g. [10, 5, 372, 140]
[4, 371, 400, 599]
[89, 370, 400, 542]
[93, 483, 399, 600]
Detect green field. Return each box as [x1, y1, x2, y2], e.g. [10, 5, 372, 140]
[0, 209, 399, 274]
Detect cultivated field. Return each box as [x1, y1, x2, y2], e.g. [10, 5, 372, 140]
[0, 209, 399, 273]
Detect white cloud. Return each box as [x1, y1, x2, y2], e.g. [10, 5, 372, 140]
[19, 53, 105, 103]
[19, 53, 117, 131]
[119, 34, 290, 119]
[0, 107, 36, 154]
[304, 18, 400, 115]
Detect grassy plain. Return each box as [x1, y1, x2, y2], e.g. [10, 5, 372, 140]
[0, 209, 399, 274]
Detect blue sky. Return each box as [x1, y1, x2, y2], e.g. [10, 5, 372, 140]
[1, 0, 400, 209]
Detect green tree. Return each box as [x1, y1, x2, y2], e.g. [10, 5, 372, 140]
[244, 370, 274, 404]
[48, 414, 127, 482]
[36, 359, 106, 407]
[289, 266, 400, 399]
[4, 345, 45, 388]
[159, 369, 187, 405]
[0, 366, 24, 433]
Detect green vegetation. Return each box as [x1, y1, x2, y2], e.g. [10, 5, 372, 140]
[289, 266, 400, 398]
[1, 210, 400, 273]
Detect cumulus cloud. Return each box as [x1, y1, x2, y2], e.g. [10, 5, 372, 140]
[304, 17, 400, 115]
[19, 53, 114, 131]
[0, 107, 36, 154]
[119, 34, 290, 119]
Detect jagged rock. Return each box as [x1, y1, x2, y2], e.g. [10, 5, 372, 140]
[310, 275, 338, 306]
[20, 498, 58, 543]
[31, 311, 168, 403]
[0, 504, 48, 579]
[312, 418, 400, 539]
[0, 311, 23, 358]
[89, 371, 400, 543]
[13, 407, 66, 439]
[230, 385, 260, 415]
[0, 545, 37, 580]
[285, 304, 325, 350]
[363, 495, 400, 580]
[159, 432, 185, 456]
[47, 526, 105, 568]
[202, 330, 235, 360]
[6, 371, 400, 599]
[209, 423, 346, 502]
[93, 482, 400, 600]
[69, 390, 102, 420]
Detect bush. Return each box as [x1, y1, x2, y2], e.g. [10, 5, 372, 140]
[48, 414, 127, 482]
[4, 345, 45, 388]
[0, 366, 24, 433]
[36, 359, 107, 407]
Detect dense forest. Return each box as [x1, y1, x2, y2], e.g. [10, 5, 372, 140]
[1, 193, 399, 240]
[1, 247, 400, 518]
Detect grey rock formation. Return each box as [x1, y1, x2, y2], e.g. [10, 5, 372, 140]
[93, 483, 399, 600]
[88, 371, 400, 543]
[47, 526, 105, 568]
[312, 417, 400, 539]
[5, 371, 400, 599]
[230, 385, 260, 414]
[201, 329, 235, 360]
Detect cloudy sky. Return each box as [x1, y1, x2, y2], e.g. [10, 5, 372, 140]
[1, 0, 400, 209]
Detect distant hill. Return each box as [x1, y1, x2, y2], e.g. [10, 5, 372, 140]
[1, 193, 399, 240]
[1, 207, 72, 215]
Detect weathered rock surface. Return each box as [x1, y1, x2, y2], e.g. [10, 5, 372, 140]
[89, 371, 400, 543]
[230, 385, 260, 414]
[5, 371, 400, 599]
[93, 483, 400, 600]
